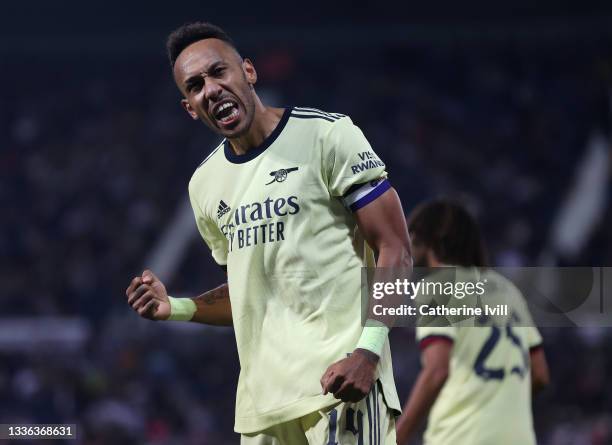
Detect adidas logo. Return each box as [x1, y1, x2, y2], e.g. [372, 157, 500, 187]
[217, 200, 231, 219]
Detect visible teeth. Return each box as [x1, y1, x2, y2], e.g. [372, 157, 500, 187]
[220, 108, 239, 123]
[216, 102, 235, 116]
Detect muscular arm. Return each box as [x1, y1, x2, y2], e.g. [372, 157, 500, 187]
[396, 341, 452, 445]
[126, 271, 232, 326]
[320, 186, 412, 401]
[354, 186, 412, 269]
[354, 186, 412, 337]
[190, 282, 232, 326]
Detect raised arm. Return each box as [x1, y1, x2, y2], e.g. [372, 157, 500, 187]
[125, 269, 232, 326]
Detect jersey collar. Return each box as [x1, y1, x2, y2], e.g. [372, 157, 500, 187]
[224, 107, 292, 164]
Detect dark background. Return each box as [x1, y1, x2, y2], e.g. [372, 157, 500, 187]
[2, 1, 612, 444]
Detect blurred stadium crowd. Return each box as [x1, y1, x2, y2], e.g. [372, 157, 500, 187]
[2, 36, 612, 444]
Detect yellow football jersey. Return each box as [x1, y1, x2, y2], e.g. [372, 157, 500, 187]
[188, 107, 401, 433]
[416, 268, 543, 445]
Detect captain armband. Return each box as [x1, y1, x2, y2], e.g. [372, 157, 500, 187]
[342, 178, 391, 211]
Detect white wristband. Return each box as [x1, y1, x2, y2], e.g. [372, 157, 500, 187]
[356, 324, 390, 356]
[168, 296, 197, 321]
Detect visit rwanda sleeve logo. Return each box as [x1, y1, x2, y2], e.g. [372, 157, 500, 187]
[265, 167, 299, 185]
[350, 151, 384, 174]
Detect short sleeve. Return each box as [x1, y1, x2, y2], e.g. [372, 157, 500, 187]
[514, 293, 543, 350]
[189, 188, 228, 266]
[416, 326, 457, 350]
[526, 327, 543, 350]
[323, 116, 390, 211]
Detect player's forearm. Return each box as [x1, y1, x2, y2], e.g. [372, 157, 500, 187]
[396, 368, 448, 444]
[190, 283, 233, 326]
[376, 242, 412, 268]
[366, 243, 411, 332]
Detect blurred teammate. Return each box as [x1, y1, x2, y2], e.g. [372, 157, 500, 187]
[125, 22, 410, 444]
[396, 200, 550, 445]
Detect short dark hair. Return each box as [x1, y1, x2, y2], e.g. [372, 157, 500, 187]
[166, 22, 237, 68]
[408, 199, 488, 267]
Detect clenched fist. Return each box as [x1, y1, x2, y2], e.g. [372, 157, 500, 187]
[125, 269, 170, 320]
[320, 349, 379, 402]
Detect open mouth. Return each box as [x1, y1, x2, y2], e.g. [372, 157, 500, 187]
[213, 100, 239, 125]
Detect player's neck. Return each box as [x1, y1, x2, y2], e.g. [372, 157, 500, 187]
[227, 103, 284, 155]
